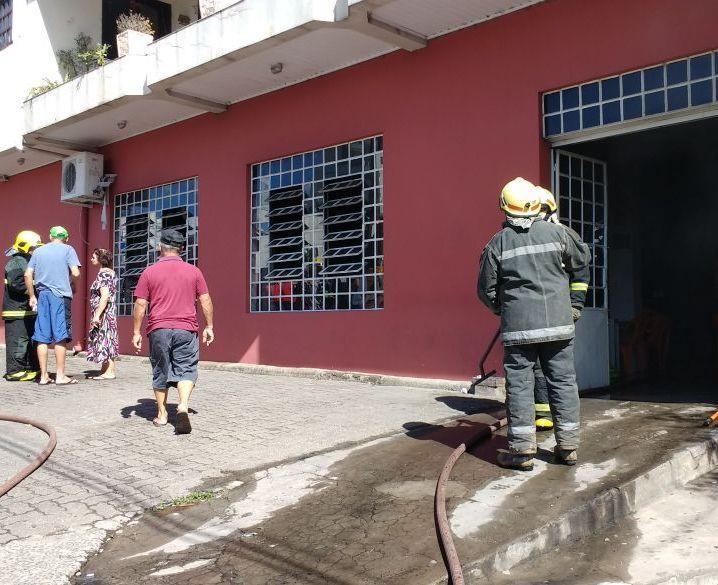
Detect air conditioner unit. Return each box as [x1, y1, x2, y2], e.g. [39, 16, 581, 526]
[61, 152, 104, 204]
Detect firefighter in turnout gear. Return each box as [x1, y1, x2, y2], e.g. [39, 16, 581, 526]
[532, 186, 591, 432]
[3, 231, 43, 381]
[478, 178, 591, 470]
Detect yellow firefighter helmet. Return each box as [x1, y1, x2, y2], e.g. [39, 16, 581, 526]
[500, 177, 541, 217]
[535, 186, 558, 213]
[12, 230, 43, 254]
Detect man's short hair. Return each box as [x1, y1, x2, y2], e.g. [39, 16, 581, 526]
[160, 243, 182, 254]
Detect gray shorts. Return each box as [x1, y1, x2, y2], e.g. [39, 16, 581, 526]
[149, 329, 199, 389]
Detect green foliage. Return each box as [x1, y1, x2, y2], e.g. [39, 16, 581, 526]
[29, 32, 110, 98]
[27, 79, 61, 99]
[78, 43, 110, 69]
[116, 11, 155, 36]
[56, 33, 109, 81]
[152, 490, 215, 511]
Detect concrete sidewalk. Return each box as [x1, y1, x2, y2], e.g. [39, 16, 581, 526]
[75, 397, 718, 584]
[0, 350, 478, 585]
[491, 468, 718, 585]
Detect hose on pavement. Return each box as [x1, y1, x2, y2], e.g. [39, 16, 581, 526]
[435, 415, 508, 585]
[0, 413, 57, 498]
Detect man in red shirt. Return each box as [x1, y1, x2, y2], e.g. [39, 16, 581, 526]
[132, 229, 214, 434]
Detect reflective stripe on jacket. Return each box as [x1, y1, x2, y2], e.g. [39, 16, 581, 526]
[477, 219, 591, 346]
[561, 224, 590, 311]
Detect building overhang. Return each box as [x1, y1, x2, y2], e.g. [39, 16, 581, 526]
[6, 0, 543, 176]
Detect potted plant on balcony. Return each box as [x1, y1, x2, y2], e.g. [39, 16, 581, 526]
[116, 11, 155, 57]
[199, 0, 237, 18]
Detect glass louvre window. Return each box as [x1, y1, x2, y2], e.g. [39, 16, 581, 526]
[0, 1, 11, 50]
[250, 136, 384, 312]
[543, 51, 718, 137]
[554, 152, 607, 309]
[114, 178, 199, 316]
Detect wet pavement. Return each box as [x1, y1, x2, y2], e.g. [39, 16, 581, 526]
[0, 351, 493, 585]
[490, 468, 718, 585]
[76, 398, 718, 585]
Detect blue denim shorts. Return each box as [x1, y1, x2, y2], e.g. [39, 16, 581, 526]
[148, 329, 199, 389]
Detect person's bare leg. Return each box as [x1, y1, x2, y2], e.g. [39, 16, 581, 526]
[177, 381, 194, 413]
[97, 359, 116, 379]
[54, 344, 71, 383]
[37, 344, 50, 384]
[153, 388, 168, 424]
[175, 381, 195, 434]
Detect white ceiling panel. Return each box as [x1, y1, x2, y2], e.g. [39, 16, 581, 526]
[42, 100, 201, 147]
[0, 148, 60, 177]
[173, 28, 395, 105]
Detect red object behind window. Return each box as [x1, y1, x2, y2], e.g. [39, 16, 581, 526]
[269, 281, 293, 302]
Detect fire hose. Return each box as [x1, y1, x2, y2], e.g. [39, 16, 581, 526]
[0, 413, 57, 498]
[435, 415, 508, 584]
[435, 328, 505, 584]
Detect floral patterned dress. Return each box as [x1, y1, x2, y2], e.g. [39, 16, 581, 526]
[87, 270, 119, 363]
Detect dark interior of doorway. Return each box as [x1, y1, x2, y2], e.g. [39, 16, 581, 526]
[566, 117, 718, 402]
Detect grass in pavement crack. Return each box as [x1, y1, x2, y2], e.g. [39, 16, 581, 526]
[152, 490, 215, 511]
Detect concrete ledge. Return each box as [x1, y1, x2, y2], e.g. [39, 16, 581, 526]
[112, 351, 506, 398]
[0, 341, 505, 398]
[457, 433, 718, 582]
[23, 55, 148, 134]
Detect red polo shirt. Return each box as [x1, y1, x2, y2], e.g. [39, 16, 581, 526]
[134, 256, 209, 334]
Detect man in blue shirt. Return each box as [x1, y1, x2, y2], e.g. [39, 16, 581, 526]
[24, 226, 82, 385]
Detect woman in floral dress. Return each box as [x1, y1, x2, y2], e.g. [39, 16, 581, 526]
[86, 249, 119, 380]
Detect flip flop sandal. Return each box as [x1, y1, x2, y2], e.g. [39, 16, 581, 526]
[55, 378, 79, 386]
[175, 411, 192, 435]
[38, 379, 54, 386]
[152, 417, 168, 427]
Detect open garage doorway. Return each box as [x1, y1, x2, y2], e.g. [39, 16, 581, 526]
[555, 117, 718, 401]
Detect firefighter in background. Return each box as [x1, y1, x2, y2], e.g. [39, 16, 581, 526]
[3, 231, 43, 381]
[532, 186, 591, 431]
[478, 178, 591, 470]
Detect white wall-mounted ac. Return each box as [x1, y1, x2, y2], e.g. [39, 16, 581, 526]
[61, 152, 104, 205]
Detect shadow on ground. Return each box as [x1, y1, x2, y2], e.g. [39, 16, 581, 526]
[120, 398, 198, 432]
[403, 395, 510, 466]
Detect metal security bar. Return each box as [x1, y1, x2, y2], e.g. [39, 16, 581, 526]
[543, 51, 718, 138]
[553, 150, 607, 309]
[250, 136, 384, 312]
[114, 178, 199, 316]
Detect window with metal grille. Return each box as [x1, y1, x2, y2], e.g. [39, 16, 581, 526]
[553, 151, 607, 309]
[0, 1, 12, 51]
[114, 178, 199, 316]
[250, 136, 384, 312]
[543, 51, 718, 138]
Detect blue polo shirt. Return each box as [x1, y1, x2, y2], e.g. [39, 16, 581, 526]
[28, 242, 81, 298]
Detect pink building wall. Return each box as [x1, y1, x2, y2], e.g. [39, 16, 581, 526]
[2, 0, 716, 379]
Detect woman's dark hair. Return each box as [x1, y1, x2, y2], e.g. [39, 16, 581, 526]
[93, 248, 113, 268]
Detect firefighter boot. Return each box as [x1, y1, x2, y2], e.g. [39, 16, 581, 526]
[535, 403, 554, 431]
[554, 446, 578, 466]
[497, 449, 535, 471]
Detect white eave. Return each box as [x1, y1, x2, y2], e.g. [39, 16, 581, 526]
[4, 0, 543, 175]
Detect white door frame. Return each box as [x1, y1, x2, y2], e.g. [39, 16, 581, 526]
[552, 149, 610, 389]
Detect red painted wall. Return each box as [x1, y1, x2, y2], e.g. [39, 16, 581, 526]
[0, 163, 89, 345]
[3, 0, 717, 378]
